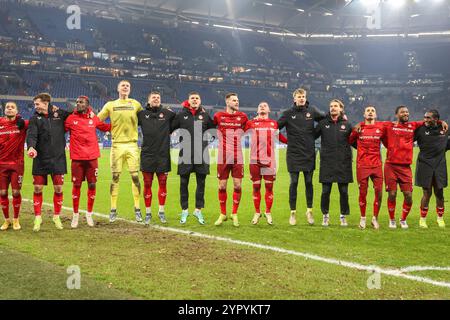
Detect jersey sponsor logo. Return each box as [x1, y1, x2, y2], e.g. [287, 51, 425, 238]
[0, 129, 20, 136]
[359, 136, 380, 140]
[113, 106, 134, 111]
[392, 127, 414, 133]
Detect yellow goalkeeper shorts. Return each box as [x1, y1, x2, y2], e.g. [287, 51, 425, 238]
[110, 142, 140, 173]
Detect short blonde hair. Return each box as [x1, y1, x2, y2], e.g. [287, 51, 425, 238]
[292, 88, 307, 98]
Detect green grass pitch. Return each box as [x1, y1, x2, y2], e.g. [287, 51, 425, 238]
[0, 148, 449, 299]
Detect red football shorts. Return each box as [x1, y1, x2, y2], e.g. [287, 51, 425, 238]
[217, 164, 244, 180]
[0, 164, 24, 190]
[33, 174, 64, 186]
[357, 165, 383, 190]
[249, 164, 276, 182]
[384, 163, 413, 192]
[71, 159, 99, 186]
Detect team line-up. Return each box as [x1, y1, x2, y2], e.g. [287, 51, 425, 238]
[0, 82, 448, 232]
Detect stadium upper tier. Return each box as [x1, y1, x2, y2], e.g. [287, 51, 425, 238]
[0, 1, 449, 121]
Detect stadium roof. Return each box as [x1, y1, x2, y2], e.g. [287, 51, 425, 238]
[25, 0, 450, 37]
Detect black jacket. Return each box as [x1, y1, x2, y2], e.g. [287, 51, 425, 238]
[278, 101, 326, 172]
[171, 106, 215, 176]
[315, 115, 353, 184]
[26, 105, 70, 175]
[138, 105, 175, 173]
[414, 124, 450, 188]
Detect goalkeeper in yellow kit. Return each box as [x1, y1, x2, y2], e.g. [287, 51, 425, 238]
[97, 80, 143, 222]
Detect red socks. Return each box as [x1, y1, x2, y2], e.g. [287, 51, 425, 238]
[265, 182, 274, 213]
[157, 174, 167, 206]
[144, 173, 167, 208]
[420, 206, 429, 218]
[401, 201, 412, 221]
[232, 188, 242, 214]
[72, 186, 81, 214]
[219, 189, 227, 215]
[359, 194, 367, 218]
[373, 189, 381, 218]
[387, 199, 396, 220]
[12, 194, 21, 219]
[53, 192, 63, 216]
[1, 195, 9, 219]
[252, 183, 261, 214]
[87, 187, 96, 213]
[437, 206, 445, 218]
[33, 192, 43, 216]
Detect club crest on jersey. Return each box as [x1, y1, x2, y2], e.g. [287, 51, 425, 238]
[291, 115, 296, 119]
[145, 115, 150, 119]
[159, 113, 164, 118]
[0, 126, 3, 129]
[73, 121, 78, 125]
[425, 131, 430, 135]
[237, 117, 241, 121]
[271, 122, 275, 127]
[325, 125, 330, 129]
[54, 112, 58, 118]
[184, 116, 188, 120]
[341, 125, 346, 130]
[306, 113, 311, 118]
[408, 124, 412, 128]
[89, 120, 93, 125]
[37, 116, 42, 120]
[376, 129, 380, 133]
[440, 131, 444, 135]
[198, 115, 203, 120]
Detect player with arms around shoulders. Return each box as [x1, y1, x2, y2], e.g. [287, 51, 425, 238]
[0, 101, 28, 231]
[65, 96, 111, 228]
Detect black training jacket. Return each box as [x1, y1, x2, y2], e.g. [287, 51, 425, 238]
[26, 105, 70, 175]
[138, 105, 175, 173]
[414, 124, 450, 188]
[171, 106, 215, 176]
[315, 114, 353, 184]
[278, 101, 326, 172]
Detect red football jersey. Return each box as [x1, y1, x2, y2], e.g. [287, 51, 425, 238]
[349, 122, 384, 168]
[65, 108, 111, 160]
[0, 117, 28, 165]
[382, 121, 423, 165]
[213, 111, 248, 164]
[245, 118, 286, 167]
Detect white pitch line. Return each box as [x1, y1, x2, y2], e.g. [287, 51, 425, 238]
[21, 199, 450, 289]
